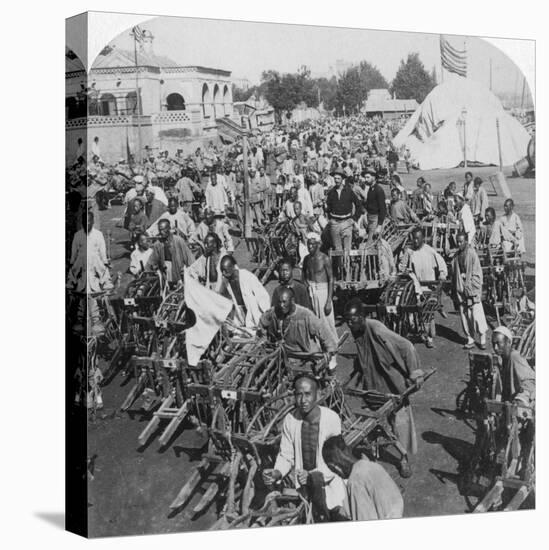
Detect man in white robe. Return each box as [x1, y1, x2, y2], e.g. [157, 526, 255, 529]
[262, 375, 347, 521]
[205, 171, 228, 215]
[218, 255, 270, 329]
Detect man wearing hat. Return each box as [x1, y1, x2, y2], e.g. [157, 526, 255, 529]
[364, 169, 386, 246]
[325, 170, 362, 251]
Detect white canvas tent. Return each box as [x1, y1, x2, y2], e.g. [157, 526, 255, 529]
[393, 75, 531, 170]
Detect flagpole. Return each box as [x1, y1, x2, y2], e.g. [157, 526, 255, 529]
[439, 35, 444, 83]
[133, 30, 143, 164]
[463, 40, 467, 78]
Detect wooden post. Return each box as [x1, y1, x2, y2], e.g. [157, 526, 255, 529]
[496, 118, 503, 171]
[242, 136, 252, 238]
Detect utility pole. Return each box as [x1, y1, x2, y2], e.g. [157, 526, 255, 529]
[242, 136, 252, 239]
[132, 29, 143, 163]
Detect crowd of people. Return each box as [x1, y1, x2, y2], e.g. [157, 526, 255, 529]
[66, 113, 534, 523]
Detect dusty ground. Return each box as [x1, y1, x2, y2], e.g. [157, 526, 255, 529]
[86, 167, 535, 538]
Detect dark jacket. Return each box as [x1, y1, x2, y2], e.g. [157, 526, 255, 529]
[365, 183, 387, 225]
[326, 184, 362, 219]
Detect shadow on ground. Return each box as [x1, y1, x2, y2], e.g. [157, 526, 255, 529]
[34, 512, 65, 530]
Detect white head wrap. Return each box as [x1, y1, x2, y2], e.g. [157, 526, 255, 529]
[493, 326, 513, 341]
[306, 232, 321, 242]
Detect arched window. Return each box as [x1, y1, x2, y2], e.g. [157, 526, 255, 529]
[166, 93, 186, 111]
[99, 93, 117, 116]
[213, 84, 220, 119]
[66, 97, 78, 119]
[202, 84, 212, 118]
[88, 97, 99, 116]
[223, 85, 231, 116]
[124, 91, 140, 115]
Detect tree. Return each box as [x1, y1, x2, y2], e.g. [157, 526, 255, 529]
[315, 76, 338, 111]
[332, 61, 389, 115]
[260, 67, 321, 122]
[335, 67, 363, 115]
[391, 52, 436, 103]
[357, 61, 389, 94]
[296, 65, 319, 109]
[232, 85, 255, 102]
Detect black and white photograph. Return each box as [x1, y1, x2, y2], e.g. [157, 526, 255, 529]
[63, 9, 536, 539]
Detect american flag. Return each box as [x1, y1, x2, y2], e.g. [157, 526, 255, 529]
[440, 35, 467, 78]
[132, 26, 146, 43]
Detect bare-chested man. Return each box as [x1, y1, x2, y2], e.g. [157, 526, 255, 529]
[303, 232, 338, 369]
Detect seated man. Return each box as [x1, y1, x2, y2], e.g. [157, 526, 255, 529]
[126, 197, 148, 243]
[479, 207, 519, 252]
[322, 435, 404, 521]
[271, 256, 312, 311]
[129, 232, 153, 276]
[344, 299, 424, 477]
[279, 186, 299, 221]
[491, 326, 535, 477]
[192, 208, 234, 253]
[492, 326, 535, 410]
[389, 187, 419, 225]
[262, 374, 347, 522]
[148, 197, 195, 240]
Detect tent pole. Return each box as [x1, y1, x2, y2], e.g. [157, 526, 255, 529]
[496, 118, 503, 172]
[463, 112, 467, 168]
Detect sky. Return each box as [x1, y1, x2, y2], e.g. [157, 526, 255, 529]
[108, 15, 533, 103]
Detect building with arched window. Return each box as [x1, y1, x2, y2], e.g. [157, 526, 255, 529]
[65, 43, 235, 163]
